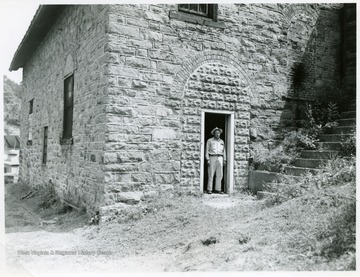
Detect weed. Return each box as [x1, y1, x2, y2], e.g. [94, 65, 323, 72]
[265, 157, 355, 204]
[37, 180, 58, 209]
[283, 129, 319, 151]
[340, 126, 356, 157]
[263, 157, 356, 264]
[249, 143, 298, 172]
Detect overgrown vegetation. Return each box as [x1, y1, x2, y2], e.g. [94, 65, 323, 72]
[340, 127, 356, 157]
[37, 181, 58, 209]
[36, 180, 76, 215]
[249, 143, 298, 172]
[250, 96, 345, 172]
[263, 157, 356, 268]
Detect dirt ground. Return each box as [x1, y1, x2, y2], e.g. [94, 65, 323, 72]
[4, 181, 352, 275]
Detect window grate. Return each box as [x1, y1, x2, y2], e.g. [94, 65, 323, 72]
[178, 3, 214, 18]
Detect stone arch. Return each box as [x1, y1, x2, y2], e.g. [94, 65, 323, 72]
[172, 50, 255, 100]
[282, 4, 319, 29]
[176, 51, 252, 191]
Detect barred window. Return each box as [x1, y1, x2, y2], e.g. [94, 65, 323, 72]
[178, 4, 217, 19]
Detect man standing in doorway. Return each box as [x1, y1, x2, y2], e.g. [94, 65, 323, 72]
[205, 127, 226, 194]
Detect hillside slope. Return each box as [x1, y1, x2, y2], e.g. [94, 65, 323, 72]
[3, 75, 22, 135]
[5, 157, 356, 272]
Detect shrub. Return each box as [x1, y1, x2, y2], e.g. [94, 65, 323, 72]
[303, 101, 340, 130]
[283, 129, 318, 151]
[249, 143, 298, 172]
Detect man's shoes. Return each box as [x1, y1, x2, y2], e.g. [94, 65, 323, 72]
[207, 190, 212, 194]
[214, 190, 224, 194]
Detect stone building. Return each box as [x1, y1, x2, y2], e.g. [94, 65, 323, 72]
[10, 3, 355, 212]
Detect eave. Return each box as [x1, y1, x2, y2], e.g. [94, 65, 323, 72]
[9, 5, 66, 71]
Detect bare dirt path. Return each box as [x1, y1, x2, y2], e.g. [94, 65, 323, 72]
[5, 183, 263, 274]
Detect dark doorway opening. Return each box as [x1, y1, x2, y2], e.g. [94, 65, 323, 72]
[203, 112, 227, 193]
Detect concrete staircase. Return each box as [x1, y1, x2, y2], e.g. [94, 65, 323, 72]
[257, 104, 356, 200]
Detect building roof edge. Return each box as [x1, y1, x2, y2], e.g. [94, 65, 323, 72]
[9, 5, 66, 71]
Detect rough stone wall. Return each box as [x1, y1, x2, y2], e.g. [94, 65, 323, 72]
[18, 3, 344, 210]
[19, 5, 109, 210]
[102, 3, 343, 206]
[343, 3, 356, 98]
[278, 4, 343, 128]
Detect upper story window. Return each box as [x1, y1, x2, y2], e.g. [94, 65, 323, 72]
[171, 4, 223, 27]
[63, 74, 74, 140]
[29, 99, 33, 114]
[42, 126, 48, 165]
[178, 4, 213, 18]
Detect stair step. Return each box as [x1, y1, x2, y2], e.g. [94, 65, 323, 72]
[293, 158, 329, 168]
[248, 170, 281, 193]
[331, 126, 355, 134]
[300, 150, 339, 159]
[284, 166, 319, 176]
[318, 134, 352, 142]
[337, 118, 356, 126]
[315, 142, 343, 151]
[340, 111, 356, 119]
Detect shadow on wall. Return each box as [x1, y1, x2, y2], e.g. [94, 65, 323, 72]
[276, 5, 355, 138]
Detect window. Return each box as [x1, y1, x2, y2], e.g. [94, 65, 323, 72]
[42, 126, 48, 164]
[170, 4, 223, 27]
[63, 74, 74, 139]
[29, 99, 33, 114]
[178, 3, 217, 20]
[28, 99, 33, 144]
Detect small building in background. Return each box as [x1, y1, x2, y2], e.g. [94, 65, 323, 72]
[4, 135, 20, 183]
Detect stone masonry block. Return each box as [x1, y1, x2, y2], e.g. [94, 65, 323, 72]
[108, 24, 140, 38]
[126, 56, 151, 69]
[202, 100, 217, 109]
[107, 106, 134, 116]
[152, 128, 177, 140]
[104, 152, 118, 164]
[105, 163, 138, 172]
[157, 62, 181, 74]
[155, 173, 180, 184]
[117, 152, 144, 163]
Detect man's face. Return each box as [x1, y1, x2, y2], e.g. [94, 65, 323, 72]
[214, 130, 221, 139]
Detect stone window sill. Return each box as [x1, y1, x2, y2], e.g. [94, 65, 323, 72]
[169, 11, 226, 28]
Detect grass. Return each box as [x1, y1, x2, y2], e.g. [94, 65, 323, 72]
[6, 157, 355, 271]
[262, 157, 356, 270]
[78, 160, 355, 271]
